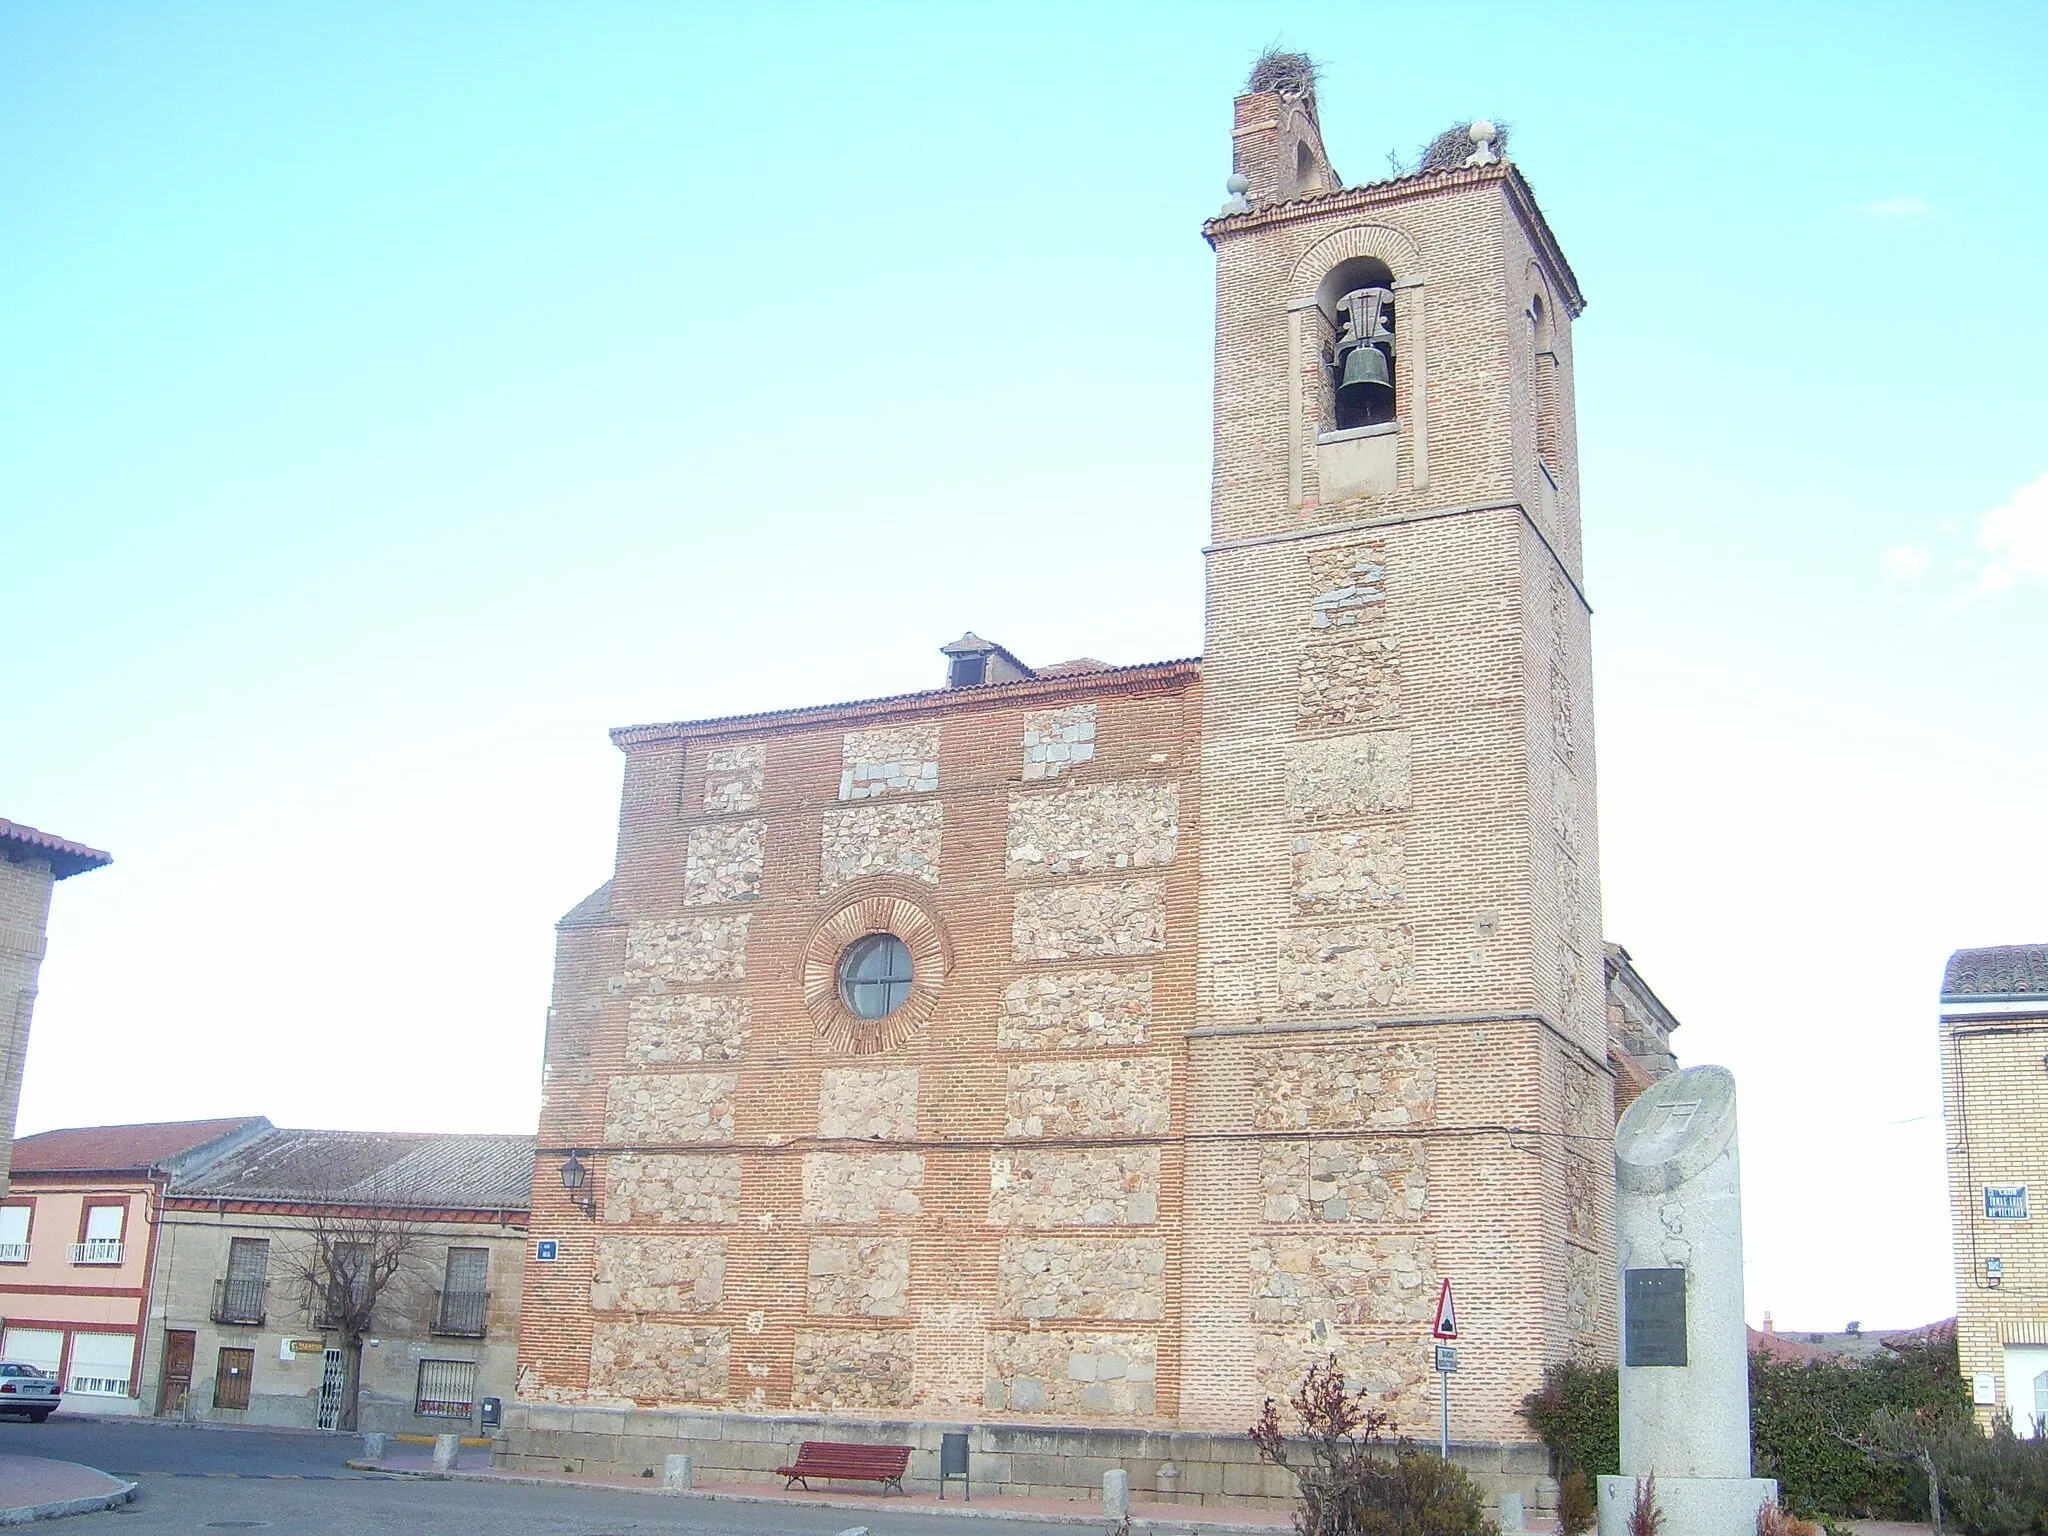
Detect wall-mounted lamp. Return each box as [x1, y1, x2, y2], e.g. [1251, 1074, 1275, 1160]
[560, 1151, 597, 1220]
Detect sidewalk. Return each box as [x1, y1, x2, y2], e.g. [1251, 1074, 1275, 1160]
[0, 1454, 137, 1526]
[353, 1443, 1296, 1533]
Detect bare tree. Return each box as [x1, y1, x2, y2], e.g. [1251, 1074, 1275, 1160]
[278, 1186, 425, 1433]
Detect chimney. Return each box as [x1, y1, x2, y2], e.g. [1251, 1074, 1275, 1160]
[1229, 50, 1339, 206]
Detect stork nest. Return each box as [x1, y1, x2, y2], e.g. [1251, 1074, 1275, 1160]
[1247, 48, 1320, 98]
[1413, 119, 1511, 173]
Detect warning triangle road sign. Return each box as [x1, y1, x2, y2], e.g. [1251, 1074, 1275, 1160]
[1432, 1278, 1458, 1339]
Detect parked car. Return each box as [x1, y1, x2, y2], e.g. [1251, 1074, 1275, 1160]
[0, 1363, 60, 1421]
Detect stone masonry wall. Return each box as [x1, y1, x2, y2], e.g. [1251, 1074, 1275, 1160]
[1286, 733, 1412, 818]
[588, 1322, 729, 1404]
[1291, 827, 1404, 914]
[791, 1329, 916, 1410]
[840, 724, 940, 800]
[1020, 704, 1098, 780]
[986, 1331, 1157, 1416]
[999, 1237, 1166, 1320]
[801, 1152, 924, 1224]
[1006, 783, 1179, 878]
[1258, 1140, 1426, 1223]
[1012, 880, 1167, 960]
[1250, 1043, 1435, 1131]
[625, 916, 749, 984]
[1248, 1233, 1432, 1324]
[626, 994, 749, 1066]
[701, 743, 764, 813]
[591, 1235, 726, 1312]
[807, 1236, 911, 1317]
[988, 1148, 1161, 1227]
[683, 819, 763, 906]
[603, 1072, 738, 1143]
[602, 1154, 742, 1225]
[1275, 922, 1414, 1010]
[1005, 1059, 1171, 1137]
[820, 802, 942, 889]
[998, 969, 1151, 1050]
[817, 1068, 917, 1140]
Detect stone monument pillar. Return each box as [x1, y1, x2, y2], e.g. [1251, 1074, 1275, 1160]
[1597, 1066, 1777, 1535]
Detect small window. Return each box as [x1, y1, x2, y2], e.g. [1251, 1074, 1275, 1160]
[0, 1205, 29, 1262]
[947, 653, 986, 688]
[416, 1359, 479, 1419]
[436, 1248, 489, 1337]
[213, 1347, 254, 1411]
[216, 1238, 270, 1325]
[67, 1331, 134, 1397]
[838, 933, 912, 1020]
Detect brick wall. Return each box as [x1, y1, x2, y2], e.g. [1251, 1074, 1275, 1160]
[0, 857, 57, 1195]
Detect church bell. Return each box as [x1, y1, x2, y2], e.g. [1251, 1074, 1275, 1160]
[1332, 285, 1395, 419]
[1335, 339, 1393, 413]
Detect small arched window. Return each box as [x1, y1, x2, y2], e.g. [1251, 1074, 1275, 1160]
[1530, 291, 1561, 466]
[1317, 256, 1397, 432]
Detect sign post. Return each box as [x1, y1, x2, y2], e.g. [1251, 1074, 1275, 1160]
[1431, 1279, 1459, 1459]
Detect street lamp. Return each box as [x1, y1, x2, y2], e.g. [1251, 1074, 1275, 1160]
[559, 1151, 596, 1220]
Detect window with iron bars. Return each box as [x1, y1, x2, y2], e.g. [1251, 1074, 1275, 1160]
[415, 1358, 478, 1419]
[213, 1237, 270, 1325]
[433, 1247, 489, 1337]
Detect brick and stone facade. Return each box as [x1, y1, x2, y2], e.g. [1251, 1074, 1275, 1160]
[506, 75, 1668, 1518]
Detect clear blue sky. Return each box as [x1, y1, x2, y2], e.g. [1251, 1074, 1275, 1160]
[5, 2, 2043, 1333]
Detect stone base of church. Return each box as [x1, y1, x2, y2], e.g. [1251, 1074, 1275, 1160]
[496, 1404, 1554, 1516]
[1598, 1474, 1778, 1536]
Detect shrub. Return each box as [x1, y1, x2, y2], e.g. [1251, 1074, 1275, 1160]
[1626, 1473, 1663, 1536]
[1556, 1467, 1596, 1536]
[1938, 1416, 2048, 1536]
[1251, 1355, 1498, 1535]
[1517, 1358, 1619, 1479]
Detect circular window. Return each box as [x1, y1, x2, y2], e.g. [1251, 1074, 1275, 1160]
[838, 933, 913, 1019]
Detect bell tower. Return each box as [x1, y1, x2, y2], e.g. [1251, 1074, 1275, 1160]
[1182, 65, 1612, 1451]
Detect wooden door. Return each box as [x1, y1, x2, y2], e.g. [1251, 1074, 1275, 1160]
[157, 1330, 195, 1415]
[213, 1346, 253, 1411]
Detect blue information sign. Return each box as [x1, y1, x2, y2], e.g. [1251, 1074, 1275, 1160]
[1984, 1186, 2030, 1221]
[535, 1239, 560, 1261]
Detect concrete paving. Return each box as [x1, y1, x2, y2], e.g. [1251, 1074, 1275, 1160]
[0, 1453, 135, 1524]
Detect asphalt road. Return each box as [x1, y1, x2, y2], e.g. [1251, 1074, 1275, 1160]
[0, 1415, 1119, 1536]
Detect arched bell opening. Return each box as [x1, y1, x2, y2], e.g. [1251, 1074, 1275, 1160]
[1317, 256, 1397, 432]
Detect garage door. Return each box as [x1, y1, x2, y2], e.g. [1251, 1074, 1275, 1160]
[66, 1332, 134, 1397]
[1, 1329, 63, 1377]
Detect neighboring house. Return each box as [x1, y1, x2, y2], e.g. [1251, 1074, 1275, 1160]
[0, 819, 112, 1195]
[1748, 1315, 1955, 1366]
[1940, 943, 2048, 1432]
[1, 1118, 270, 1412]
[140, 1127, 531, 1433]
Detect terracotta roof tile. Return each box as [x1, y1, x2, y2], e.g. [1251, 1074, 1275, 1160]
[172, 1128, 533, 1212]
[1943, 945, 2048, 1001]
[13, 1117, 268, 1174]
[0, 819, 112, 881]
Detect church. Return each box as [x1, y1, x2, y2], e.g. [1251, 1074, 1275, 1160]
[501, 58, 1679, 1514]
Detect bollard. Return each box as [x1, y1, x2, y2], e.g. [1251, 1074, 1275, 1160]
[361, 1432, 387, 1463]
[1498, 1491, 1525, 1532]
[432, 1433, 460, 1471]
[1101, 1468, 1131, 1520]
[663, 1453, 693, 1492]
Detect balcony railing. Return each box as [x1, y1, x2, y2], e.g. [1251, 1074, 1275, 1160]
[432, 1289, 489, 1338]
[212, 1275, 268, 1326]
[68, 1239, 124, 1265]
[0, 1242, 27, 1263]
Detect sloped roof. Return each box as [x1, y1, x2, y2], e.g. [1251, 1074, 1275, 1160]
[172, 1128, 533, 1212]
[0, 819, 112, 881]
[558, 879, 615, 930]
[13, 1117, 269, 1175]
[1943, 945, 2048, 1001]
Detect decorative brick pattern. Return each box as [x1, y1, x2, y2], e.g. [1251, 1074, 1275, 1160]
[1286, 734, 1412, 819]
[999, 1237, 1166, 1320]
[801, 1152, 924, 1224]
[1258, 1140, 1427, 1223]
[602, 1073, 737, 1144]
[702, 743, 764, 813]
[1021, 704, 1098, 780]
[590, 1234, 726, 1313]
[791, 1329, 915, 1410]
[624, 915, 749, 985]
[1012, 880, 1166, 960]
[1291, 828, 1404, 913]
[1275, 922, 1414, 1010]
[1250, 1043, 1435, 1131]
[1005, 1058, 1171, 1138]
[817, 1068, 917, 1141]
[626, 993, 749, 1066]
[683, 819, 763, 906]
[840, 724, 940, 800]
[601, 1154, 742, 1225]
[988, 1148, 1161, 1227]
[985, 1330, 1156, 1416]
[998, 969, 1152, 1051]
[588, 1322, 729, 1404]
[820, 802, 942, 890]
[1249, 1234, 1432, 1324]
[1006, 783, 1179, 879]
[807, 1236, 911, 1317]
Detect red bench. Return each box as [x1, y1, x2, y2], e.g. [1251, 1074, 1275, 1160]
[775, 1440, 913, 1495]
